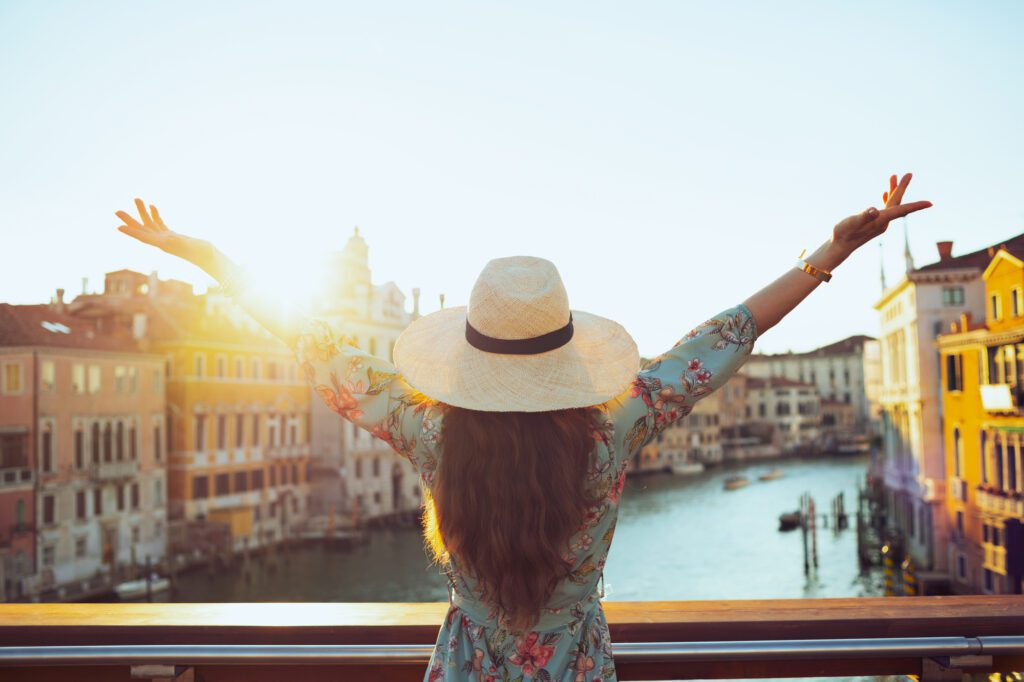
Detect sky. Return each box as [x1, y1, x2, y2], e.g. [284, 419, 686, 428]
[1, 1, 1022, 356]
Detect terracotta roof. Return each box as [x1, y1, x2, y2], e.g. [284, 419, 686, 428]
[0, 304, 141, 352]
[915, 232, 1024, 273]
[744, 376, 816, 389]
[750, 334, 875, 360]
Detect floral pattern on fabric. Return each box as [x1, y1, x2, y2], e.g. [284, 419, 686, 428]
[289, 305, 757, 681]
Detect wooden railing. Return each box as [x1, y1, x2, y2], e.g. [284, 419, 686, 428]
[1, 596, 1022, 680]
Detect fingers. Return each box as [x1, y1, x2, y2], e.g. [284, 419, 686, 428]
[134, 198, 155, 228]
[889, 173, 912, 206]
[150, 204, 167, 230]
[878, 200, 933, 223]
[115, 210, 145, 230]
[117, 223, 157, 246]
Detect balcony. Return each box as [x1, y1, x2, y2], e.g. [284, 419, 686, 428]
[977, 486, 1024, 517]
[984, 542, 1008, 574]
[981, 383, 1019, 413]
[0, 467, 33, 490]
[0, 597, 1022, 681]
[90, 460, 139, 482]
[949, 477, 968, 502]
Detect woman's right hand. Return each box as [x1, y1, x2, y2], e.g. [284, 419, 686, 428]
[116, 198, 215, 270]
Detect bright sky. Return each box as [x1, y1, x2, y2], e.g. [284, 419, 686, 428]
[2, 1, 1022, 355]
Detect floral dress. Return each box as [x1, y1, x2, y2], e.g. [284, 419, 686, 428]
[291, 304, 758, 682]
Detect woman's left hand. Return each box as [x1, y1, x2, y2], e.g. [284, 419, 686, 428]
[831, 172, 933, 258]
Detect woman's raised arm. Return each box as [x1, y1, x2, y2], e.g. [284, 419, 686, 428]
[743, 173, 932, 335]
[115, 199, 300, 344]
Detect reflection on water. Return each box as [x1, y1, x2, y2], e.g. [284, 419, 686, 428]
[171, 455, 879, 603]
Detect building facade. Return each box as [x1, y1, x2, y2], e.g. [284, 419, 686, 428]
[744, 377, 821, 454]
[0, 300, 166, 600]
[874, 238, 1017, 575]
[939, 245, 1024, 595]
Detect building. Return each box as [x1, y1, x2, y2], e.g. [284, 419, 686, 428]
[308, 228, 422, 524]
[744, 377, 821, 454]
[744, 335, 880, 429]
[938, 242, 1024, 595]
[874, 237, 1014, 575]
[640, 389, 724, 474]
[0, 297, 166, 600]
[70, 270, 311, 553]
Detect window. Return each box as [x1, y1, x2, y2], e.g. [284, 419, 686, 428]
[216, 355, 226, 378]
[235, 357, 244, 379]
[983, 523, 990, 543]
[943, 286, 965, 306]
[114, 365, 126, 393]
[957, 553, 966, 580]
[252, 358, 261, 380]
[40, 360, 55, 392]
[154, 423, 162, 463]
[758, 403, 766, 418]
[235, 414, 244, 448]
[372, 456, 380, 477]
[75, 536, 87, 558]
[42, 545, 55, 568]
[991, 293, 1003, 321]
[131, 483, 140, 510]
[115, 421, 124, 461]
[128, 366, 138, 392]
[291, 463, 298, 484]
[953, 427, 963, 478]
[215, 473, 230, 496]
[40, 424, 53, 473]
[270, 466, 277, 487]
[252, 469, 264, 489]
[282, 464, 290, 485]
[76, 491, 87, 520]
[152, 368, 162, 394]
[195, 415, 206, 452]
[74, 428, 84, 469]
[91, 422, 100, 463]
[116, 484, 125, 511]
[946, 353, 963, 392]
[193, 475, 209, 499]
[981, 431, 989, 483]
[131, 525, 140, 544]
[956, 510, 964, 536]
[93, 488, 102, 515]
[42, 494, 55, 525]
[128, 423, 137, 460]
[88, 364, 101, 394]
[234, 471, 248, 492]
[984, 568, 995, 593]
[155, 478, 163, 506]
[66, 366, 86, 398]
[252, 414, 260, 447]
[217, 415, 227, 450]
[1014, 287, 1024, 317]
[194, 354, 206, 377]
[2, 362, 23, 394]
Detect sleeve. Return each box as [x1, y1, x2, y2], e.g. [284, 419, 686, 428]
[292, 318, 443, 484]
[605, 303, 758, 462]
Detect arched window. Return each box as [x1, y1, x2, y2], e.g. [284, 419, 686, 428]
[103, 423, 113, 462]
[372, 456, 380, 477]
[981, 431, 989, 484]
[116, 421, 124, 461]
[953, 427, 963, 478]
[91, 422, 100, 464]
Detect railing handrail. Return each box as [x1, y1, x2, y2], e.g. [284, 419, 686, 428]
[2, 636, 1023, 667]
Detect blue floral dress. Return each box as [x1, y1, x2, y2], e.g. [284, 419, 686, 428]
[291, 304, 758, 682]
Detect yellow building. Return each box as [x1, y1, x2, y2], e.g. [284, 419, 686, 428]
[71, 271, 311, 553]
[938, 240, 1024, 595]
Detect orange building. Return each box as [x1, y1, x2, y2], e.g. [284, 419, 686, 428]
[71, 271, 311, 553]
[939, 242, 1024, 595]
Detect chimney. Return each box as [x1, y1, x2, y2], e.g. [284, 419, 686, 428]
[81, 277, 89, 295]
[53, 288, 65, 313]
[936, 241, 953, 261]
[411, 288, 421, 317]
[439, 293, 445, 310]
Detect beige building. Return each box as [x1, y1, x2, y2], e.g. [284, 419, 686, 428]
[744, 377, 820, 454]
[874, 238, 1000, 573]
[308, 229, 422, 524]
[744, 335, 880, 430]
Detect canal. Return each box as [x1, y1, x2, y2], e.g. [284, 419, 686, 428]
[169, 454, 880, 602]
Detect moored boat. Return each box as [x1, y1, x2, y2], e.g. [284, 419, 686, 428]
[778, 511, 802, 531]
[724, 474, 749, 491]
[758, 468, 784, 481]
[671, 461, 705, 476]
[115, 575, 171, 601]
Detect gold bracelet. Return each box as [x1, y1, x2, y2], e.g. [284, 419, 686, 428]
[796, 249, 832, 283]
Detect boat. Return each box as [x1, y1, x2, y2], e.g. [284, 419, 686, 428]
[778, 511, 802, 532]
[114, 574, 171, 600]
[671, 460, 705, 476]
[758, 468, 784, 482]
[723, 475, 749, 491]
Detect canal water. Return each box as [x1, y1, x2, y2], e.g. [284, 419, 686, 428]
[170, 454, 881, 602]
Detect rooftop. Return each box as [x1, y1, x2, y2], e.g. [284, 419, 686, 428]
[915, 231, 1024, 273]
[0, 303, 140, 352]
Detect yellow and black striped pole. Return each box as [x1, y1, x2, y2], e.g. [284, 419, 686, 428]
[901, 556, 917, 596]
[882, 544, 895, 596]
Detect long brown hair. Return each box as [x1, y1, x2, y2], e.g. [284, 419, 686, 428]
[423, 406, 601, 631]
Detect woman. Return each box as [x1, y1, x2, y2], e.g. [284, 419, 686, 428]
[116, 173, 930, 681]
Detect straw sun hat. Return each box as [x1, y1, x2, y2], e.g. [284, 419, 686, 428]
[393, 256, 640, 412]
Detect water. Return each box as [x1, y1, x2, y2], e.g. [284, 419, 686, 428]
[170, 455, 879, 602]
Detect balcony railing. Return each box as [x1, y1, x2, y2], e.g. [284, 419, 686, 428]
[977, 486, 1024, 517]
[0, 467, 32, 490]
[0, 596, 1022, 681]
[89, 460, 139, 482]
